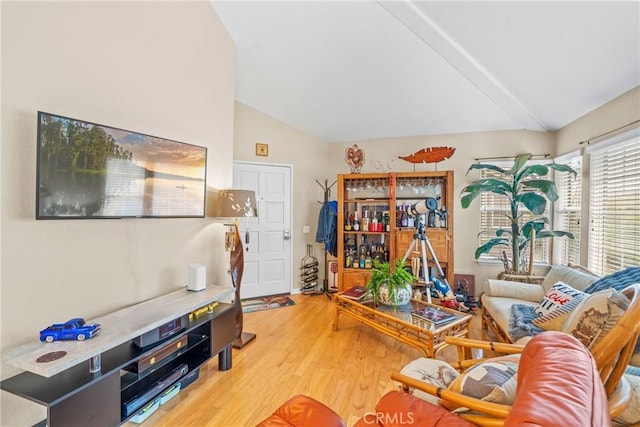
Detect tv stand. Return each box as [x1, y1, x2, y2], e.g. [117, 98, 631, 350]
[1, 285, 235, 426]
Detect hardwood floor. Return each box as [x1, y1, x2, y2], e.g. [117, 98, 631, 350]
[138, 294, 484, 427]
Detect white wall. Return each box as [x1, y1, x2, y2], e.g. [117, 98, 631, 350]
[1, 2, 234, 423]
[556, 86, 640, 156]
[326, 130, 556, 289]
[233, 102, 330, 291]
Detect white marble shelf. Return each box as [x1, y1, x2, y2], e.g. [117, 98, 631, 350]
[1, 285, 234, 378]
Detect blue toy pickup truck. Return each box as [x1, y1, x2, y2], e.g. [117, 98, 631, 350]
[40, 318, 101, 342]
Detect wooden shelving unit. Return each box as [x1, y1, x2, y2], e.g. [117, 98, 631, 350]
[336, 171, 454, 292]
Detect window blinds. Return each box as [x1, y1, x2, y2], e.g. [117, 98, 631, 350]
[479, 168, 550, 265]
[555, 154, 582, 266]
[588, 128, 640, 276]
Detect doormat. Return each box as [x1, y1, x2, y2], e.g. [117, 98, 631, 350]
[241, 295, 296, 313]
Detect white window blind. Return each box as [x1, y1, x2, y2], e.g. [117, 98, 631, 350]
[479, 167, 550, 266]
[588, 128, 640, 276]
[555, 154, 582, 266]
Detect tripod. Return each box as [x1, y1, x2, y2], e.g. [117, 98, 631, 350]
[401, 222, 450, 304]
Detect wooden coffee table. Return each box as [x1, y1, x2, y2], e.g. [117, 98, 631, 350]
[333, 294, 472, 358]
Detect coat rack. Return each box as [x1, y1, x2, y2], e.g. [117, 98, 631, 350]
[316, 178, 337, 298]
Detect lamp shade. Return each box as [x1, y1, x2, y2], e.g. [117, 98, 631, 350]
[210, 189, 257, 218]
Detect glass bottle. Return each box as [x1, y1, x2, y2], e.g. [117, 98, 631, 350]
[345, 211, 352, 231]
[353, 211, 360, 231]
[401, 205, 409, 227]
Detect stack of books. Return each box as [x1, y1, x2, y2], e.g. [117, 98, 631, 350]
[412, 306, 456, 326]
[341, 285, 369, 301]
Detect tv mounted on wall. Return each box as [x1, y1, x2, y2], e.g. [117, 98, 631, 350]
[36, 111, 207, 219]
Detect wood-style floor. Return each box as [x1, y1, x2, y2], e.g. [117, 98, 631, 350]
[138, 293, 484, 427]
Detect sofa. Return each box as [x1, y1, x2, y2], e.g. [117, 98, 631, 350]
[481, 264, 600, 343]
[256, 332, 611, 427]
[481, 265, 640, 425]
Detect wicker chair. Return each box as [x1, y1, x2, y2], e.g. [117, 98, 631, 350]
[392, 283, 640, 426]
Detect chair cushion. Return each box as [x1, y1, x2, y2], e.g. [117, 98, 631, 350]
[532, 281, 587, 331]
[353, 391, 473, 427]
[484, 279, 545, 302]
[562, 288, 629, 349]
[445, 354, 520, 410]
[255, 395, 346, 427]
[540, 265, 599, 293]
[614, 373, 640, 425]
[505, 331, 610, 427]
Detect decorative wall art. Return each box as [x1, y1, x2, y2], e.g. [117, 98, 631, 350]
[255, 143, 269, 156]
[345, 144, 365, 173]
[399, 146, 456, 171]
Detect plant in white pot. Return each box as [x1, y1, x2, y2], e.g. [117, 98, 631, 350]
[367, 259, 415, 307]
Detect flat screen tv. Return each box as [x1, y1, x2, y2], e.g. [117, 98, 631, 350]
[36, 111, 207, 219]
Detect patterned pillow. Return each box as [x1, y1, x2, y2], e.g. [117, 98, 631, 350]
[562, 288, 629, 349]
[532, 282, 587, 331]
[399, 357, 460, 405]
[445, 354, 520, 410]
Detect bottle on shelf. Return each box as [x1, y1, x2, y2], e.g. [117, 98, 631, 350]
[345, 211, 352, 231]
[383, 211, 390, 232]
[370, 210, 378, 232]
[353, 211, 360, 231]
[359, 235, 369, 257]
[361, 208, 370, 231]
[344, 248, 353, 268]
[401, 205, 409, 227]
[365, 251, 372, 269]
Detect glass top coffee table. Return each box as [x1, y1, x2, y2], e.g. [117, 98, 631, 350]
[333, 293, 472, 358]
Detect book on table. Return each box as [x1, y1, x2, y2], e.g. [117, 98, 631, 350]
[412, 306, 457, 326]
[341, 285, 369, 301]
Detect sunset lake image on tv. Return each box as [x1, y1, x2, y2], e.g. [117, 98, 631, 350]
[37, 112, 207, 218]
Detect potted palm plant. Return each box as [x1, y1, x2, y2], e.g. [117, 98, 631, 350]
[460, 153, 576, 275]
[367, 258, 415, 307]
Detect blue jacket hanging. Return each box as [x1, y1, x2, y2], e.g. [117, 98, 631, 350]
[316, 200, 337, 256]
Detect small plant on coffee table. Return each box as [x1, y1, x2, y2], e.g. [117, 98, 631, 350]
[367, 259, 415, 307]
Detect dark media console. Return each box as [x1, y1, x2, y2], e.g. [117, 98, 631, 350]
[1, 287, 236, 427]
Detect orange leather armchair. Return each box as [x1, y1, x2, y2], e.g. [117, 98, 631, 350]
[257, 332, 610, 427]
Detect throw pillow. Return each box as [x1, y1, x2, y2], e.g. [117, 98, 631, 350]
[445, 354, 520, 410]
[399, 357, 460, 405]
[562, 288, 629, 349]
[532, 282, 586, 331]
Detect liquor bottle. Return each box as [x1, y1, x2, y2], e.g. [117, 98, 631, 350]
[353, 211, 360, 231]
[401, 205, 408, 227]
[370, 210, 378, 232]
[396, 205, 403, 227]
[345, 211, 352, 231]
[427, 210, 436, 227]
[383, 211, 390, 232]
[345, 248, 353, 268]
[359, 235, 369, 259]
[365, 251, 372, 269]
[361, 208, 369, 231]
[359, 252, 366, 269]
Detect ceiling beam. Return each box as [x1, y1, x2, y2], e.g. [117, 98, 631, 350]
[377, 0, 547, 132]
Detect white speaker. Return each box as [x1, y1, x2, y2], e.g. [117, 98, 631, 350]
[187, 264, 206, 292]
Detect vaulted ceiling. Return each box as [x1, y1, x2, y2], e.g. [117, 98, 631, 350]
[211, 1, 640, 142]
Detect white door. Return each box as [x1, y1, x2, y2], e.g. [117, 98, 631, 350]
[233, 162, 292, 298]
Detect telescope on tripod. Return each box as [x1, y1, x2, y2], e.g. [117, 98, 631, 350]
[402, 198, 451, 304]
